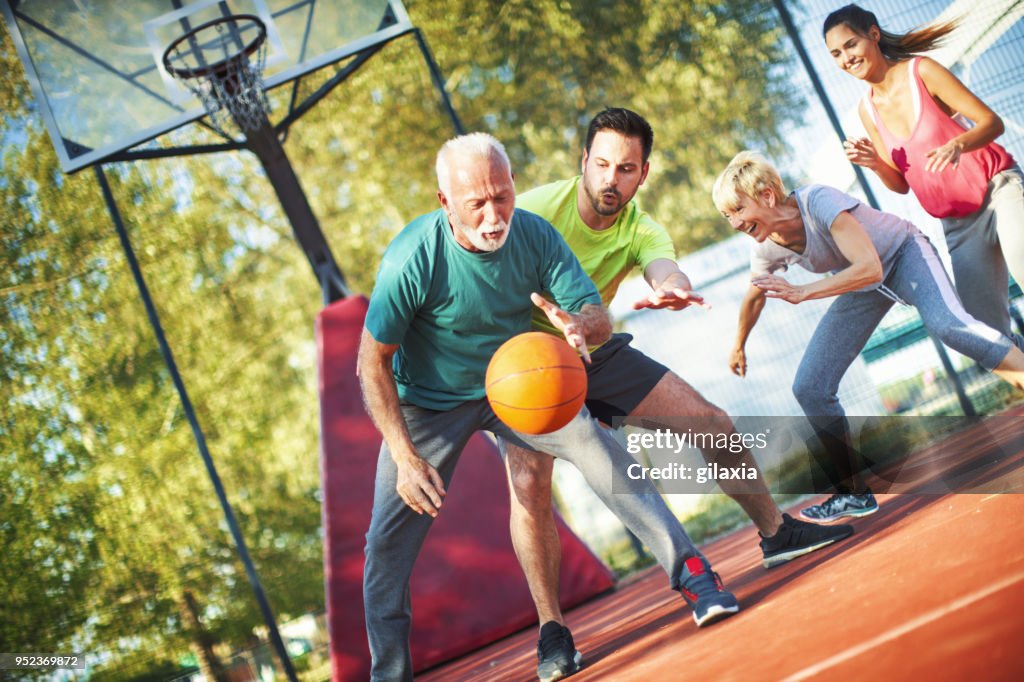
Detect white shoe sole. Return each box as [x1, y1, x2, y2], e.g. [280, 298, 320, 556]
[538, 650, 583, 682]
[761, 537, 839, 569]
[799, 505, 878, 524]
[693, 603, 740, 627]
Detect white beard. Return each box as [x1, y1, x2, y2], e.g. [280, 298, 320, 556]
[451, 213, 511, 252]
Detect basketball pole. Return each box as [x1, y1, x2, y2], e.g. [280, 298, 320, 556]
[187, 20, 467, 310]
[101, 18, 467, 679]
[95, 165, 301, 682]
[194, 28, 463, 307]
[771, 0, 880, 209]
[241, 115, 349, 305]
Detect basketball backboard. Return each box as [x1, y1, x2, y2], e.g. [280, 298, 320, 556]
[1, 0, 413, 173]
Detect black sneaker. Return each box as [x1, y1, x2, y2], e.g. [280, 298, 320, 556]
[536, 621, 582, 682]
[800, 491, 879, 523]
[759, 513, 854, 568]
[679, 556, 739, 627]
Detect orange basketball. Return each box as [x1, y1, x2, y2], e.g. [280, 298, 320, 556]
[485, 332, 588, 435]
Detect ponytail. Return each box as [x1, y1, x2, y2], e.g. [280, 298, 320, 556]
[823, 4, 959, 62]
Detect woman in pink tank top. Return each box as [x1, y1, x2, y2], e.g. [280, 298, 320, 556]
[822, 4, 1024, 350]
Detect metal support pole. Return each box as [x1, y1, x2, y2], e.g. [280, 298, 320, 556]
[929, 335, 977, 417]
[1011, 305, 1024, 338]
[772, 0, 880, 208]
[95, 165, 300, 682]
[244, 117, 349, 305]
[415, 28, 465, 135]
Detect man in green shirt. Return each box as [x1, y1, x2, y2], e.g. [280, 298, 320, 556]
[505, 109, 856, 681]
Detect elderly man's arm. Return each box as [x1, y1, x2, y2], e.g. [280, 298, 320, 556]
[357, 327, 446, 517]
[530, 294, 611, 363]
[575, 302, 612, 345]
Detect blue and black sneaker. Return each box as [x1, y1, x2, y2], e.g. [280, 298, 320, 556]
[536, 621, 582, 682]
[759, 513, 854, 568]
[679, 556, 739, 627]
[800, 491, 879, 524]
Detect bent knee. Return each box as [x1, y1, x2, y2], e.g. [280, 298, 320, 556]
[792, 375, 831, 411]
[507, 452, 555, 507]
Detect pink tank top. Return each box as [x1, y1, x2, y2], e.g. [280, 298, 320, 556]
[865, 57, 1014, 218]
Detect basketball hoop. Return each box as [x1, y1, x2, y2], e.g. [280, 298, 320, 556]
[162, 14, 271, 136]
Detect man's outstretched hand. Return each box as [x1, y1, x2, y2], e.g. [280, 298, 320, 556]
[632, 285, 709, 311]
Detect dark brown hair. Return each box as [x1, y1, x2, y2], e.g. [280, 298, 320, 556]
[823, 4, 959, 62]
[585, 108, 654, 164]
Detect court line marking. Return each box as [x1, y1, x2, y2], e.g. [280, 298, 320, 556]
[782, 570, 1024, 681]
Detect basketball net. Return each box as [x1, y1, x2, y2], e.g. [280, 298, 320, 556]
[163, 15, 271, 137]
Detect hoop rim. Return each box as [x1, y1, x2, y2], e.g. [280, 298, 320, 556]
[162, 14, 267, 80]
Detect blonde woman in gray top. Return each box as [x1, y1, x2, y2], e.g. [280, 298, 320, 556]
[713, 151, 1024, 522]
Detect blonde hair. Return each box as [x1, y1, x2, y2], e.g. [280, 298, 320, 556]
[712, 151, 787, 213]
[435, 132, 511, 197]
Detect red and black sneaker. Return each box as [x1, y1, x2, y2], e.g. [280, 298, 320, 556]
[679, 556, 739, 627]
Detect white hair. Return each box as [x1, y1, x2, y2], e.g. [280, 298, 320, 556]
[435, 132, 511, 196]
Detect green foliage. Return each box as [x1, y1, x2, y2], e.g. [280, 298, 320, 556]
[283, 0, 798, 291]
[1, 1, 798, 673]
[600, 536, 657, 579]
[2, 24, 322, 674]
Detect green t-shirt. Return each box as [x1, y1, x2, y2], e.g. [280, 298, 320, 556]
[517, 177, 676, 335]
[365, 207, 600, 410]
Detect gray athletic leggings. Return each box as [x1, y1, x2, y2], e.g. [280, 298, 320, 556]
[363, 399, 701, 681]
[942, 166, 1024, 349]
[793, 231, 1012, 421]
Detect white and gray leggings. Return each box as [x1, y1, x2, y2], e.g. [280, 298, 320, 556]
[941, 166, 1024, 349]
[793, 231, 1013, 422]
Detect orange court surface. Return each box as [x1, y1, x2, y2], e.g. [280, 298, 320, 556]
[420, 407, 1024, 681]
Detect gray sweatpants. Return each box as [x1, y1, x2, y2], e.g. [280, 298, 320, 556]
[793, 231, 1013, 420]
[942, 166, 1024, 349]
[363, 399, 700, 681]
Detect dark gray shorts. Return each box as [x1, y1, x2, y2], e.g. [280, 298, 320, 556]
[585, 333, 669, 426]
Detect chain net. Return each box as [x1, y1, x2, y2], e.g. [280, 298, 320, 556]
[163, 16, 271, 136]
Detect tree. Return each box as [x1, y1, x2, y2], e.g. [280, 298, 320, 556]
[2, 21, 324, 674]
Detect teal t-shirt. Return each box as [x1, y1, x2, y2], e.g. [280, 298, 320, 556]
[365, 207, 600, 410]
